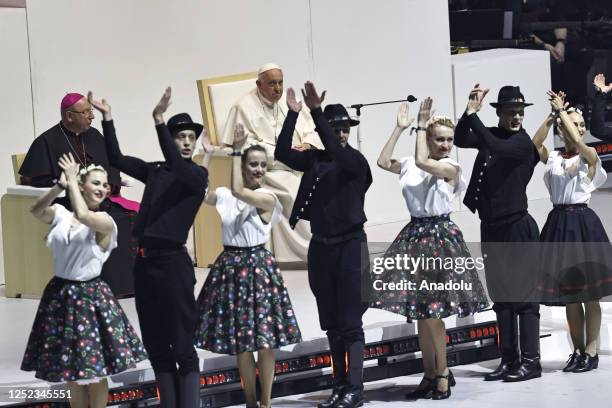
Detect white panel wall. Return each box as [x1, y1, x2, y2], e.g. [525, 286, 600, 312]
[25, 0, 454, 227]
[451, 49, 553, 201]
[310, 0, 454, 226]
[14, 1, 558, 247]
[25, 0, 314, 202]
[450, 49, 554, 240]
[0, 7, 34, 282]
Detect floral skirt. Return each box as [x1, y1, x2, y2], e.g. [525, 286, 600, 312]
[21, 277, 147, 382]
[194, 245, 302, 355]
[370, 215, 489, 322]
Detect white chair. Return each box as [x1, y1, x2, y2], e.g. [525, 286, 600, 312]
[193, 72, 257, 266]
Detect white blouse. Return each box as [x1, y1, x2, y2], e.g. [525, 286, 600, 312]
[215, 187, 283, 247]
[544, 151, 607, 205]
[46, 204, 118, 281]
[399, 156, 466, 218]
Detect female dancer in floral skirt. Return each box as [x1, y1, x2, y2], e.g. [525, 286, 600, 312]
[194, 125, 301, 408]
[371, 98, 488, 400]
[21, 153, 146, 407]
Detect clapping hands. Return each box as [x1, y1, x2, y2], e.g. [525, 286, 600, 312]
[594, 74, 612, 94]
[58, 153, 80, 185]
[547, 90, 567, 113]
[466, 84, 489, 115]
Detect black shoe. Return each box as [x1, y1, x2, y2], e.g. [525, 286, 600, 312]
[317, 386, 344, 408]
[431, 372, 452, 400]
[562, 351, 582, 372]
[405, 377, 434, 400]
[484, 360, 518, 381]
[503, 356, 542, 382]
[334, 389, 364, 408]
[573, 353, 599, 373]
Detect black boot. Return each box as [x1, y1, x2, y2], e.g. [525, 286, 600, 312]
[335, 340, 365, 408]
[562, 351, 582, 372]
[573, 353, 599, 373]
[335, 387, 364, 408]
[503, 355, 542, 382]
[484, 360, 519, 381]
[345, 341, 365, 391]
[328, 334, 347, 386]
[178, 371, 201, 408]
[156, 371, 179, 408]
[317, 386, 345, 408]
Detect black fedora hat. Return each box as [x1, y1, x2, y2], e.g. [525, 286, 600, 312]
[324, 104, 360, 127]
[167, 113, 204, 136]
[489, 86, 533, 108]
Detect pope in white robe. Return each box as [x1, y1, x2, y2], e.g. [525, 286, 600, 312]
[220, 63, 322, 263]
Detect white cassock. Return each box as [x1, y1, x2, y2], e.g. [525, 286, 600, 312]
[220, 88, 322, 263]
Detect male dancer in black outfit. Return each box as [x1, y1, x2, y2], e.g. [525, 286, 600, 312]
[90, 88, 207, 408]
[275, 82, 371, 408]
[455, 84, 542, 382]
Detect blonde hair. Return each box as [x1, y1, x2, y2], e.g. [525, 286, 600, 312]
[78, 164, 107, 183]
[425, 116, 455, 136]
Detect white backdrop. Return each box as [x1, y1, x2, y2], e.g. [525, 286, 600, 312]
[451, 49, 553, 203]
[310, 0, 454, 226]
[0, 7, 34, 282]
[22, 0, 454, 226]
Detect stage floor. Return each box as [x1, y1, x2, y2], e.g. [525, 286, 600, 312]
[2, 192, 612, 407]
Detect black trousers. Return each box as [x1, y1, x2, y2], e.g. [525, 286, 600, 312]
[481, 213, 541, 362]
[307, 231, 369, 390]
[134, 250, 199, 375]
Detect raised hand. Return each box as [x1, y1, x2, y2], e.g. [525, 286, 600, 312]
[417, 97, 435, 128]
[466, 83, 489, 115]
[286, 88, 303, 113]
[396, 102, 414, 130]
[58, 153, 80, 182]
[232, 123, 247, 151]
[301, 81, 326, 110]
[153, 86, 172, 122]
[594, 73, 612, 93]
[200, 127, 216, 154]
[88, 91, 112, 120]
[547, 90, 565, 112]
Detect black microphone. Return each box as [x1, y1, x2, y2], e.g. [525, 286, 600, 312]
[348, 95, 418, 115]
